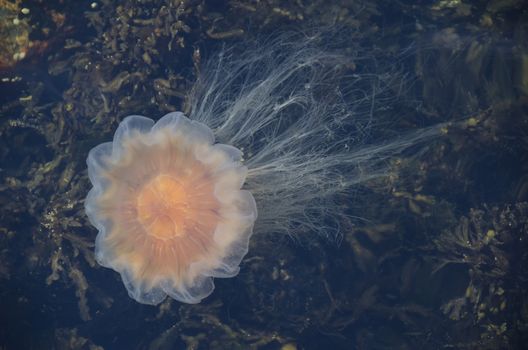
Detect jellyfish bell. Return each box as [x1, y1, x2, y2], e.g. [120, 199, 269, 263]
[85, 112, 257, 305]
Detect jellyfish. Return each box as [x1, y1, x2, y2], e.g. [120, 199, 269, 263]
[85, 31, 442, 305]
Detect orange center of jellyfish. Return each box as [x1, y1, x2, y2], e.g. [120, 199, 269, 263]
[136, 174, 189, 240]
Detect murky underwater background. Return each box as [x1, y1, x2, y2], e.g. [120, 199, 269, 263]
[1, 0, 527, 349]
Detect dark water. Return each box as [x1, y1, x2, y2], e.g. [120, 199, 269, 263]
[1, 1, 527, 349]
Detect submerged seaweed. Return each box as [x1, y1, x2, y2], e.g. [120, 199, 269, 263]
[434, 203, 528, 348]
[1, 0, 527, 349]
